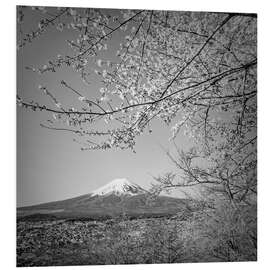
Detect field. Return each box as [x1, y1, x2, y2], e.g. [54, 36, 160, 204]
[17, 204, 257, 266]
[17, 217, 184, 266]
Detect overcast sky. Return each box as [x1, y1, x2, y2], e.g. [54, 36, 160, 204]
[17, 6, 197, 207]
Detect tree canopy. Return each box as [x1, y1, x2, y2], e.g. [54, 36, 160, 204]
[17, 6, 257, 204]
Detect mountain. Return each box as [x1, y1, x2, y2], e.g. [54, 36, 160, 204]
[91, 178, 146, 196]
[17, 178, 194, 221]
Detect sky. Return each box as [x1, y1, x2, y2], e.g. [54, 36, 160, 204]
[17, 6, 195, 207]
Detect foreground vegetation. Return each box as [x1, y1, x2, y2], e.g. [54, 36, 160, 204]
[17, 202, 256, 266]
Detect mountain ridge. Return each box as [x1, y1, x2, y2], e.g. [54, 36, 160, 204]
[17, 178, 194, 220]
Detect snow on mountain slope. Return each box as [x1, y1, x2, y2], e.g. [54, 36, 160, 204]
[91, 178, 146, 196]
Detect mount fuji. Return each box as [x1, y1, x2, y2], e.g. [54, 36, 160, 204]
[91, 178, 147, 196]
[17, 178, 193, 221]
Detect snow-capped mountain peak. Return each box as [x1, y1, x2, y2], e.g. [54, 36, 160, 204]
[91, 178, 146, 197]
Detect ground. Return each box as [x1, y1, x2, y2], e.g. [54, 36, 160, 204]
[17, 205, 257, 266]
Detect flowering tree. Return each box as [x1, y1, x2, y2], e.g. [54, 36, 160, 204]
[17, 7, 257, 204]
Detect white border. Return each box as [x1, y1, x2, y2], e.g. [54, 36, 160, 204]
[1, 0, 269, 269]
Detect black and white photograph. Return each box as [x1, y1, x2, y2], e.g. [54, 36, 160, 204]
[16, 4, 257, 267]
